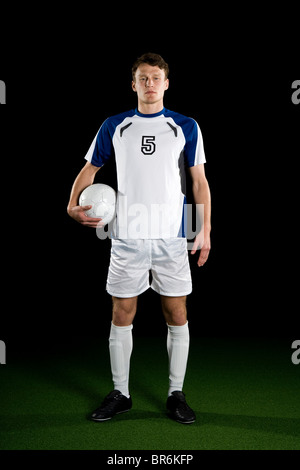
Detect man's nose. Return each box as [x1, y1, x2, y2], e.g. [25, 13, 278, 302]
[146, 78, 154, 87]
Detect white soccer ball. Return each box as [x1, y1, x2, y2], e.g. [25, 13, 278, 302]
[79, 183, 116, 225]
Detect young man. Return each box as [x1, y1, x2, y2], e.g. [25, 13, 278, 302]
[67, 53, 211, 424]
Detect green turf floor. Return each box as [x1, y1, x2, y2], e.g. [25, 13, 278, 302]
[0, 337, 299, 450]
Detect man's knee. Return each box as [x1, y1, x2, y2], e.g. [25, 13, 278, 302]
[161, 296, 187, 326]
[112, 296, 137, 326]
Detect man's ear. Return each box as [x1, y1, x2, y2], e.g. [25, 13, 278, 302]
[132, 81, 137, 92]
[165, 79, 169, 90]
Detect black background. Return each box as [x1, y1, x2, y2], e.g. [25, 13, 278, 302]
[0, 12, 299, 357]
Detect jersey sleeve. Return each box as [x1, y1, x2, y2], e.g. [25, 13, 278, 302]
[84, 118, 114, 167]
[183, 119, 206, 167]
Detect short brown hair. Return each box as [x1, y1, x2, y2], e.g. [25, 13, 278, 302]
[132, 53, 169, 81]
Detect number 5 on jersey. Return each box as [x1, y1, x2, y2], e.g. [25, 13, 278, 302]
[141, 136, 156, 155]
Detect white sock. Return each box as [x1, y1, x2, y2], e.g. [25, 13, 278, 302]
[167, 322, 190, 397]
[109, 322, 133, 398]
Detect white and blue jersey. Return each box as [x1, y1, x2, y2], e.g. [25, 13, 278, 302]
[84, 108, 206, 239]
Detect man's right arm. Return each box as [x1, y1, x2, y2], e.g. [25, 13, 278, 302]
[67, 161, 102, 228]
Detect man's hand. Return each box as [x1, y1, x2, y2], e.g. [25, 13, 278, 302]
[67, 205, 103, 228]
[191, 230, 211, 267]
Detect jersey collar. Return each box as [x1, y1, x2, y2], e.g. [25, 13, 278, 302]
[135, 107, 165, 118]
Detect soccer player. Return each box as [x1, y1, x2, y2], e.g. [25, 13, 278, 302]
[67, 53, 211, 424]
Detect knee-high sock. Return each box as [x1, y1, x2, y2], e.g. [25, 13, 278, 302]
[167, 322, 190, 396]
[109, 323, 133, 398]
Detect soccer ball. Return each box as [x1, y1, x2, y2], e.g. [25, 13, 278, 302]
[79, 183, 116, 225]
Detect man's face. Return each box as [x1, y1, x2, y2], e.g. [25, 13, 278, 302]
[132, 64, 169, 106]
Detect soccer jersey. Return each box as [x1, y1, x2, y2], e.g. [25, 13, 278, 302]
[84, 108, 206, 239]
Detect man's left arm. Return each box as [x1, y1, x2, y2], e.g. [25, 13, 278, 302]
[189, 164, 211, 267]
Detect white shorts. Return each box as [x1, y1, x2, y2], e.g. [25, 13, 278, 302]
[106, 238, 192, 298]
